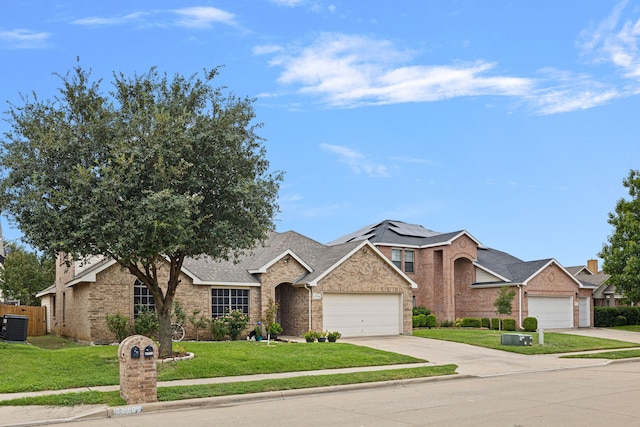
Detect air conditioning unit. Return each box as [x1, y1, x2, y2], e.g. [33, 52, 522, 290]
[501, 333, 532, 346]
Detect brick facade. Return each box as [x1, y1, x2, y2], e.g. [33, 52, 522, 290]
[51, 240, 415, 343]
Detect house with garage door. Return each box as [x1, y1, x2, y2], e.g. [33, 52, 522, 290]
[330, 220, 594, 329]
[41, 230, 416, 343]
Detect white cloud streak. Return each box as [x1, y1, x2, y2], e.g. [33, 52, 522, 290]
[321, 143, 389, 177]
[268, 33, 533, 108]
[0, 29, 50, 49]
[72, 7, 237, 29]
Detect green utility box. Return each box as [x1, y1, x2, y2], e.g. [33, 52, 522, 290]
[501, 333, 532, 346]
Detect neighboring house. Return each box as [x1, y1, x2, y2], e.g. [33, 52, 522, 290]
[568, 260, 619, 307]
[330, 220, 594, 329]
[41, 231, 416, 343]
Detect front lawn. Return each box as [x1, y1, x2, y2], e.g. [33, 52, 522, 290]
[0, 340, 425, 393]
[412, 328, 638, 354]
[0, 365, 458, 407]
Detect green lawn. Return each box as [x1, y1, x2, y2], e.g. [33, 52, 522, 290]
[0, 365, 458, 407]
[412, 328, 638, 354]
[0, 339, 425, 393]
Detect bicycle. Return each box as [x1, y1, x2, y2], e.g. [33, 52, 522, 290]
[171, 322, 185, 342]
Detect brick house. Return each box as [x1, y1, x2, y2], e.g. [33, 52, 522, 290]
[39, 231, 416, 343]
[330, 220, 594, 329]
[568, 260, 620, 307]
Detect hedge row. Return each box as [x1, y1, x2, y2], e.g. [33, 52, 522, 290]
[594, 306, 640, 327]
[412, 315, 537, 331]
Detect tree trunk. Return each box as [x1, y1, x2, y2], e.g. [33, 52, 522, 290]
[157, 306, 172, 358]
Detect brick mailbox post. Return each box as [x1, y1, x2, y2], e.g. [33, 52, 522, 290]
[118, 335, 158, 404]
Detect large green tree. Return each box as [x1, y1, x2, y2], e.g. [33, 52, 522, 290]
[0, 65, 282, 356]
[600, 169, 640, 304]
[0, 242, 55, 306]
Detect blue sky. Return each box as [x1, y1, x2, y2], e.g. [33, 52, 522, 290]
[2, 1, 640, 268]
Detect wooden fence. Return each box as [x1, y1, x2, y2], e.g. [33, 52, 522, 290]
[0, 303, 47, 336]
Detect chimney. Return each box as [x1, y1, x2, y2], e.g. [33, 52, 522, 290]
[587, 259, 599, 275]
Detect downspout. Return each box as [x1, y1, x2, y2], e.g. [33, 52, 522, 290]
[518, 284, 523, 330]
[304, 284, 312, 331]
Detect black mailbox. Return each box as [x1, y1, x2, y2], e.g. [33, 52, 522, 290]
[144, 345, 154, 358]
[131, 345, 141, 359]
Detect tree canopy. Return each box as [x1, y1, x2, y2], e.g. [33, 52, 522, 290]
[0, 242, 55, 306]
[0, 65, 282, 355]
[600, 169, 640, 304]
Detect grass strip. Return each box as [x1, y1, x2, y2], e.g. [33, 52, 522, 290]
[561, 349, 640, 359]
[0, 365, 457, 407]
[412, 329, 637, 354]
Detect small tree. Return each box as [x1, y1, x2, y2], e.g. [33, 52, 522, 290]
[0, 242, 55, 306]
[263, 297, 279, 343]
[494, 286, 515, 331]
[600, 169, 640, 304]
[188, 309, 210, 341]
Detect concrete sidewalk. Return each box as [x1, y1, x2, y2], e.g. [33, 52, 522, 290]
[2, 328, 638, 427]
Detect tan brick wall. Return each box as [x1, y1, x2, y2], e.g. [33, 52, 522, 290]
[316, 246, 414, 334]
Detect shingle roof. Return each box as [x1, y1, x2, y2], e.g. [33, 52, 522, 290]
[328, 219, 475, 247]
[475, 247, 552, 283]
[182, 231, 366, 286]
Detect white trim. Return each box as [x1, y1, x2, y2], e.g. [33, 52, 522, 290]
[248, 249, 313, 275]
[65, 259, 118, 287]
[522, 259, 584, 288]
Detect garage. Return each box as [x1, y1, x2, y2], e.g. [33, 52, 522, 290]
[322, 293, 402, 337]
[527, 296, 573, 329]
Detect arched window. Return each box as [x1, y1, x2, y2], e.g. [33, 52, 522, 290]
[133, 279, 155, 317]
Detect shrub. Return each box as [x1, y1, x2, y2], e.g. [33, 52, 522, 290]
[134, 308, 159, 338]
[461, 318, 481, 328]
[412, 306, 431, 316]
[440, 319, 454, 328]
[595, 306, 640, 327]
[481, 318, 490, 328]
[615, 315, 627, 326]
[412, 315, 421, 328]
[418, 314, 427, 327]
[106, 312, 130, 342]
[491, 318, 500, 330]
[454, 318, 463, 327]
[223, 309, 249, 340]
[503, 318, 516, 331]
[269, 322, 283, 335]
[210, 318, 227, 341]
[522, 317, 538, 332]
[426, 314, 437, 328]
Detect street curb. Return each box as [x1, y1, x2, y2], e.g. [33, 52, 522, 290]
[7, 373, 475, 426]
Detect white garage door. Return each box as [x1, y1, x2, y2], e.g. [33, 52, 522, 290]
[323, 293, 401, 337]
[579, 297, 591, 327]
[528, 297, 573, 329]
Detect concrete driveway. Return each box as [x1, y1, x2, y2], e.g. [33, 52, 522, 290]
[341, 327, 640, 377]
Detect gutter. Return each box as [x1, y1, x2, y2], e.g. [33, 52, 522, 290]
[518, 284, 523, 329]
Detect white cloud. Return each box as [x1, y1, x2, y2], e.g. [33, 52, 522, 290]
[72, 7, 237, 29]
[321, 143, 389, 177]
[580, 0, 640, 78]
[528, 68, 623, 114]
[268, 32, 533, 108]
[172, 7, 237, 29]
[0, 29, 50, 49]
[253, 44, 284, 55]
[72, 12, 148, 26]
